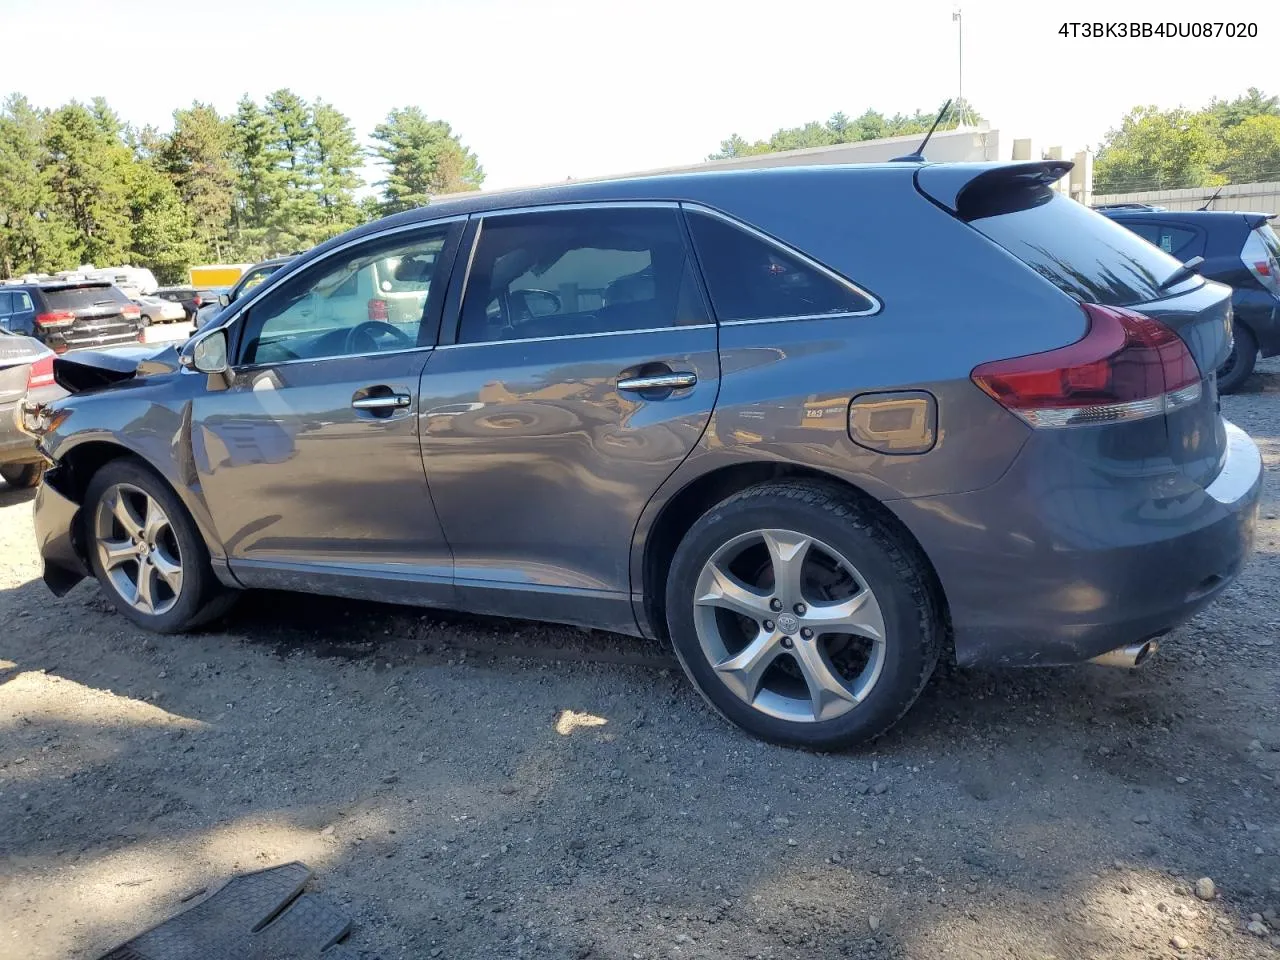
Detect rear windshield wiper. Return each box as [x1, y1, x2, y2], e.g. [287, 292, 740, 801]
[1160, 255, 1205, 291]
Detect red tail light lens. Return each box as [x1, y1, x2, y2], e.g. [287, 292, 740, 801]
[1255, 260, 1272, 277]
[368, 298, 389, 321]
[27, 355, 55, 389]
[122, 303, 141, 320]
[971, 303, 1202, 428]
[35, 311, 75, 329]
[193, 295, 203, 307]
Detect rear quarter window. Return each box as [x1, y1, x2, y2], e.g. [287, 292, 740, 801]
[970, 194, 1194, 307]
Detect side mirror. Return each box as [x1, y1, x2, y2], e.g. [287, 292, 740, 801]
[183, 328, 230, 375]
[218, 293, 231, 307]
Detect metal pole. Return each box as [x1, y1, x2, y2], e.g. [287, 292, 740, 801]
[953, 9, 963, 125]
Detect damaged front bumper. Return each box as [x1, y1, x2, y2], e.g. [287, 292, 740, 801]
[34, 468, 87, 596]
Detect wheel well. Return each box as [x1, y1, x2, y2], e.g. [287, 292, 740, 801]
[640, 463, 952, 646]
[53, 441, 136, 504]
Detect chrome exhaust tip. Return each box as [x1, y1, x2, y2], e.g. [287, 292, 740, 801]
[1089, 639, 1159, 669]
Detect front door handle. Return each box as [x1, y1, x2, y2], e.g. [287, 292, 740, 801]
[617, 371, 697, 392]
[352, 393, 412, 411]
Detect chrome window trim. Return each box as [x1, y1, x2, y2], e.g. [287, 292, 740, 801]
[437, 323, 716, 350]
[200, 215, 468, 339]
[680, 202, 883, 321]
[476, 200, 682, 218]
[227, 344, 437, 374]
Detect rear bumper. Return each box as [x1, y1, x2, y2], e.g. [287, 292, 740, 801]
[33, 468, 88, 595]
[890, 421, 1263, 667]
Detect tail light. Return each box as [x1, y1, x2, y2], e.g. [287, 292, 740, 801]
[27, 355, 55, 389]
[971, 303, 1202, 428]
[193, 295, 203, 307]
[368, 298, 389, 321]
[1255, 260, 1273, 278]
[122, 303, 141, 320]
[35, 311, 75, 329]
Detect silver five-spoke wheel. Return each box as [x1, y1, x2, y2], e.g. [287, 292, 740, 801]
[93, 482, 184, 616]
[692, 528, 886, 723]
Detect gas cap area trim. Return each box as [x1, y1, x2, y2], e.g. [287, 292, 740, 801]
[847, 390, 938, 455]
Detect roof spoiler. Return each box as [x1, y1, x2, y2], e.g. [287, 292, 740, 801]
[1246, 212, 1276, 228]
[915, 161, 1074, 216]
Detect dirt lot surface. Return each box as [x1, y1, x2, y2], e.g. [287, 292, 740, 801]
[3, 361, 1280, 960]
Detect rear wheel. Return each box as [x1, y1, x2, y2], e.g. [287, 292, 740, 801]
[1217, 324, 1257, 394]
[0, 463, 44, 488]
[665, 481, 942, 749]
[84, 459, 237, 632]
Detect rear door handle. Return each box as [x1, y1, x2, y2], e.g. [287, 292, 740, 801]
[352, 393, 412, 411]
[617, 372, 697, 392]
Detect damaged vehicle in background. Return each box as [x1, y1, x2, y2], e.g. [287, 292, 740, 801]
[20, 160, 1263, 749]
[0, 331, 61, 488]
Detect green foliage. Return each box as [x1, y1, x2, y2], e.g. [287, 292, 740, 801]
[42, 102, 134, 266]
[371, 106, 484, 214]
[1095, 89, 1280, 193]
[0, 95, 74, 275]
[707, 99, 982, 160]
[159, 103, 236, 262]
[311, 100, 364, 238]
[0, 89, 420, 279]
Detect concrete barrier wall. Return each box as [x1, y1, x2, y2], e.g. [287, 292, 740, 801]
[1093, 182, 1280, 215]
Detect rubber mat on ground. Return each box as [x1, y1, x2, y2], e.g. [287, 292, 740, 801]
[99, 861, 366, 960]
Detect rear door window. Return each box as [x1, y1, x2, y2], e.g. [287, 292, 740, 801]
[457, 206, 708, 344]
[970, 194, 1195, 306]
[686, 211, 875, 321]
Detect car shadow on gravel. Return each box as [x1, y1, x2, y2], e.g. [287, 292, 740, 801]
[0, 483, 36, 508]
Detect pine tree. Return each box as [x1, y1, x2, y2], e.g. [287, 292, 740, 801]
[160, 103, 235, 261]
[230, 95, 287, 258]
[264, 89, 321, 250]
[42, 102, 134, 266]
[310, 99, 363, 238]
[0, 94, 74, 276]
[371, 106, 483, 214]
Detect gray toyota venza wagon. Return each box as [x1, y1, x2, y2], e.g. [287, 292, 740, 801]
[25, 160, 1263, 748]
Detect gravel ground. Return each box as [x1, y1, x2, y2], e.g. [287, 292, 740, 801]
[2, 360, 1279, 960]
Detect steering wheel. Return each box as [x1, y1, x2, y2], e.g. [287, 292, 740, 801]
[343, 320, 415, 354]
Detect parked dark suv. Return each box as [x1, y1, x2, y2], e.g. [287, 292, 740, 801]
[0, 279, 145, 353]
[23, 162, 1262, 748]
[1100, 207, 1280, 392]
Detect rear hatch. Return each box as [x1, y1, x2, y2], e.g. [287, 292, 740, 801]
[917, 162, 1232, 487]
[38, 282, 142, 351]
[1242, 217, 1280, 296]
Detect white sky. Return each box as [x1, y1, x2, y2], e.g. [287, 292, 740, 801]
[2, 0, 1276, 191]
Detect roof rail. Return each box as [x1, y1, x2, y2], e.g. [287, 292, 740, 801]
[1093, 202, 1168, 212]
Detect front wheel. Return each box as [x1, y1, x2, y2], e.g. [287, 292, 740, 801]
[665, 481, 942, 749]
[84, 458, 237, 632]
[1217, 324, 1258, 395]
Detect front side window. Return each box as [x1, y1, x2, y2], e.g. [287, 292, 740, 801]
[686, 211, 875, 322]
[458, 206, 708, 344]
[239, 230, 449, 365]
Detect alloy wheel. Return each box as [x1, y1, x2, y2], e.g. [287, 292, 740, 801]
[692, 528, 886, 723]
[93, 483, 184, 616]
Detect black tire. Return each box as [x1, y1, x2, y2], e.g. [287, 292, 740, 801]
[1217, 324, 1257, 395]
[665, 480, 942, 749]
[0, 462, 44, 488]
[84, 458, 237, 632]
